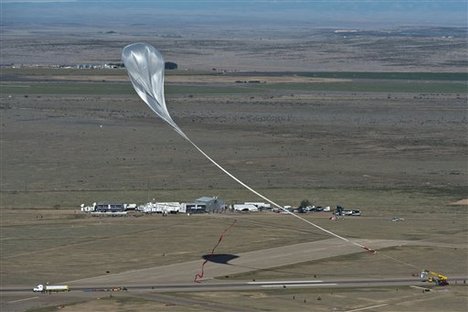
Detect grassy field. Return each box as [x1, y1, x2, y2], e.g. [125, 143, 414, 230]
[1, 185, 467, 296]
[21, 286, 468, 312]
[2, 191, 467, 286]
[2, 20, 467, 310]
[293, 71, 468, 81]
[1, 186, 466, 213]
[2, 68, 467, 96]
[257, 81, 467, 93]
[4, 68, 468, 79]
[2, 79, 467, 95]
[1, 68, 467, 311]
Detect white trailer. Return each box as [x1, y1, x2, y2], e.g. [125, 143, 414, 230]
[244, 202, 271, 209]
[80, 202, 96, 212]
[139, 202, 183, 214]
[156, 202, 183, 214]
[33, 284, 69, 293]
[233, 204, 258, 212]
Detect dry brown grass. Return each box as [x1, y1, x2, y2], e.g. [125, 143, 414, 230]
[1, 68, 467, 312]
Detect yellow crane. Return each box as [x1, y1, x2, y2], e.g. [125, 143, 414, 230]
[420, 270, 449, 286]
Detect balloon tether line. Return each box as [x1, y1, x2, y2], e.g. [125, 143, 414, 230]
[184, 132, 422, 270]
[177, 129, 375, 253]
[121, 42, 375, 258]
[194, 219, 238, 283]
[122, 43, 423, 277]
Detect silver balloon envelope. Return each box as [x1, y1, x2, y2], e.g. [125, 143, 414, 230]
[122, 43, 185, 137]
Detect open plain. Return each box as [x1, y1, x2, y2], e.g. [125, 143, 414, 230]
[1, 24, 467, 311]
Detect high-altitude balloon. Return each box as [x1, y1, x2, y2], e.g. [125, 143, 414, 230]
[122, 43, 186, 139]
[121, 43, 375, 254]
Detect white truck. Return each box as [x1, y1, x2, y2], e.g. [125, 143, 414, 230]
[33, 284, 69, 293]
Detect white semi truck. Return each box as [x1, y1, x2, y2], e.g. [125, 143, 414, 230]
[33, 284, 69, 293]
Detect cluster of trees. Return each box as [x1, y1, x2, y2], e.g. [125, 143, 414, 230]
[299, 199, 311, 208]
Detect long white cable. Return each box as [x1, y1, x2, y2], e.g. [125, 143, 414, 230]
[122, 42, 424, 270]
[178, 130, 374, 252]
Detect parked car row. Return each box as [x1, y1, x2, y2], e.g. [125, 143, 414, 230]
[334, 205, 361, 216]
[295, 205, 332, 213]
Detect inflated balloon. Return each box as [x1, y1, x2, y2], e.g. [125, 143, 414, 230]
[122, 43, 375, 254]
[122, 43, 187, 139]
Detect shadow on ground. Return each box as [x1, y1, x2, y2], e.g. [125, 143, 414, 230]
[202, 254, 239, 264]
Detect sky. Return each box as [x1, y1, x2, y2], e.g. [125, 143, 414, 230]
[3, 0, 467, 29]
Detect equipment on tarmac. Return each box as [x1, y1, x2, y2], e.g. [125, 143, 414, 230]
[420, 270, 449, 286]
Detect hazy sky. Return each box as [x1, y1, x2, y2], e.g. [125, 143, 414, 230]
[3, 0, 467, 29]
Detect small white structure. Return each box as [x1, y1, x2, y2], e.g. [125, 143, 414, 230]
[81, 202, 136, 213]
[244, 202, 271, 210]
[125, 203, 137, 210]
[138, 202, 184, 214]
[80, 203, 96, 212]
[184, 203, 207, 214]
[233, 204, 258, 212]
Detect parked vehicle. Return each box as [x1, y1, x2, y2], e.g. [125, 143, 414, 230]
[420, 270, 449, 286]
[334, 206, 361, 216]
[33, 284, 69, 293]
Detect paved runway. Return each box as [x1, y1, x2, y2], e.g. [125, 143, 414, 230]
[67, 238, 415, 286]
[4, 276, 468, 312]
[2, 238, 466, 312]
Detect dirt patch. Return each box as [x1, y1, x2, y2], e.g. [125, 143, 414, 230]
[449, 199, 468, 206]
[25, 74, 349, 84]
[166, 75, 350, 84]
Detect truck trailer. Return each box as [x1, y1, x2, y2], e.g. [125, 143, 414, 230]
[33, 284, 69, 293]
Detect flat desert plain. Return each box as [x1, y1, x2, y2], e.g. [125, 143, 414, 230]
[1, 27, 467, 312]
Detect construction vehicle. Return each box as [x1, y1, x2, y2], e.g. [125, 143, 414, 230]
[420, 270, 449, 286]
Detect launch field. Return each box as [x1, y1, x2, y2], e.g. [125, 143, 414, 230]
[1, 66, 467, 311]
[1, 20, 468, 311]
